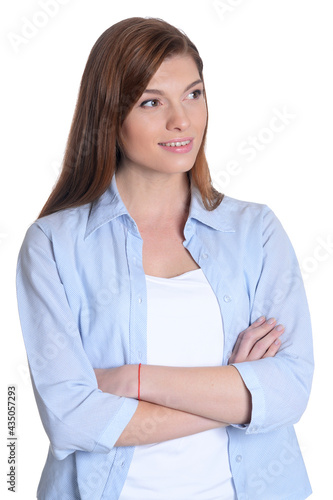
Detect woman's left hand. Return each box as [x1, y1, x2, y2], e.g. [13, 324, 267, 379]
[228, 316, 284, 364]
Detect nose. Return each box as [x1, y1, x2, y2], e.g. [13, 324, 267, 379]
[165, 103, 190, 132]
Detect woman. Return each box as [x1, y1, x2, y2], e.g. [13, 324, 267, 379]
[16, 17, 314, 500]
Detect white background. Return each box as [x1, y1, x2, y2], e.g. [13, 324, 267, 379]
[1, 0, 332, 498]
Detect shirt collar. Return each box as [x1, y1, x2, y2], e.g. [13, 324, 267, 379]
[188, 181, 235, 232]
[85, 174, 235, 238]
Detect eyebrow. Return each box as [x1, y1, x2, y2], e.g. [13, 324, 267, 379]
[143, 79, 203, 96]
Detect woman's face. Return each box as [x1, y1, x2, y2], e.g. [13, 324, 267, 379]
[118, 54, 207, 178]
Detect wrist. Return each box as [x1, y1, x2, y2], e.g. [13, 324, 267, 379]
[138, 363, 142, 400]
[124, 364, 139, 399]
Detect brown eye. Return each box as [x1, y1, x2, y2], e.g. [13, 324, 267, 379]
[188, 89, 202, 99]
[140, 99, 160, 108]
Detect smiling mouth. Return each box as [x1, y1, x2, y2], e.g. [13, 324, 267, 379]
[158, 140, 191, 147]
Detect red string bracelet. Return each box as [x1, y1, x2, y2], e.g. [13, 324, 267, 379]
[138, 363, 142, 401]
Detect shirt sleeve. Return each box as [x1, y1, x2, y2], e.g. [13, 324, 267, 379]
[230, 206, 314, 434]
[16, 223, 138, 460]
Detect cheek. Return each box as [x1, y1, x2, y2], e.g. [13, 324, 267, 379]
[120, 124, 156, 163]
[121, 118, 156, 150]
[193, 103, 207, 129]
[196, 112, 207, 141]
[120, 123, 142, 155]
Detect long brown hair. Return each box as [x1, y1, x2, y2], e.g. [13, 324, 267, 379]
[39, 17, 223, 218]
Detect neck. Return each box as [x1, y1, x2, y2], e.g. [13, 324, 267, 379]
[115, 167, 191, 225]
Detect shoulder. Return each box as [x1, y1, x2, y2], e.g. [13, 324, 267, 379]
[218, 196, 293, 254]
[213, 194, 276, 230]
[220, 194, 269, 214]
[22, 204, 91, 248]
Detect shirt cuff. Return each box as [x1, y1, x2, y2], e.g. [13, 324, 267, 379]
[230, 361, 266, 434]
[93, 396, 139, 452]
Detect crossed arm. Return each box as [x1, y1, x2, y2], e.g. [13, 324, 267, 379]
[94, 316, 283, 447]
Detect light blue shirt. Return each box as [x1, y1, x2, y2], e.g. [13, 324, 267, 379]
[16, 174, 314, 500]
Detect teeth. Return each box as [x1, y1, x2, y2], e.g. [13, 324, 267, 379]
[160, 140, 191, 147]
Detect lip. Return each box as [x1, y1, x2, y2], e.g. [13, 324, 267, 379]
[158, 137, 194, 154]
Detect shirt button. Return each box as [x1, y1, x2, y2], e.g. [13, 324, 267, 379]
[120, 461, 125, 468]
[223, 295, 232, 302]
[138, 351, 142, 360]
[250, 426, 258, 433]
[138, 297, 142, 304]
[202, 253, 208, 259]
[236, 455, 242, 463]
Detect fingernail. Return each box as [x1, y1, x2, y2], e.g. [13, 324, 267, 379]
[256, 316, 265, 323]
[267, 318, 276, 325]
[274, 338, 281, 345]
[276, 324, 284, 332]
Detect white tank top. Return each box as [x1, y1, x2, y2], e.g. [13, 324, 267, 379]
[119, 268, 236, 500]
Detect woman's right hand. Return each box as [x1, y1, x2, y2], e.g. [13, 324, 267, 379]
[228, 316, 284, 364]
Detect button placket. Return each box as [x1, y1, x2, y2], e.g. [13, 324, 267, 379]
[126, 230, 146, 365]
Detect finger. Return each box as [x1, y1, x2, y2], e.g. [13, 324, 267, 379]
[230, 316, 266, 359]
[248, 324, 284, 361]
[248, 316, 266, 329]
[235, 318, 277, 361]
[262, 337, 281, 358]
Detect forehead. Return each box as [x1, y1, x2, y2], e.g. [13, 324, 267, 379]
[146, 55, 200, 88]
